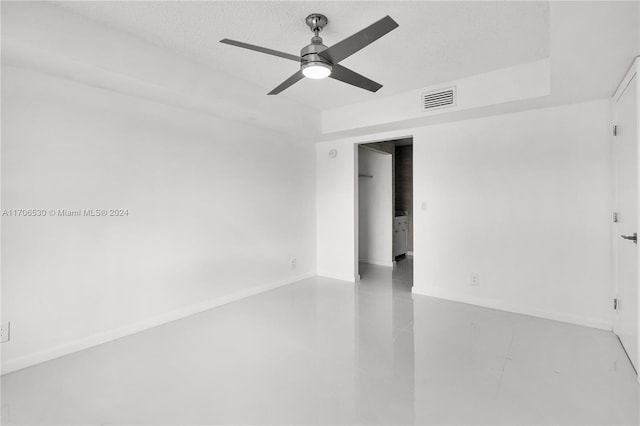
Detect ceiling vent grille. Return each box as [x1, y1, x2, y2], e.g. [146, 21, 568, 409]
[421, 87, 456, 111]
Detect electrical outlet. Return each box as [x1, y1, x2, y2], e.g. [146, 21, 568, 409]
[290, 258, 297, 271]
[1, 322, 10, 343]
[470, 273, 480, 287]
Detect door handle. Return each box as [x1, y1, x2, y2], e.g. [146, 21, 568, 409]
[621, 233, 637, 244]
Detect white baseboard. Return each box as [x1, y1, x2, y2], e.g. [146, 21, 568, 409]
[359, 259, 394, 267]
[2, 271, 316, 375]
[316, 271, 357, 283]
[412, 286, 611, 331]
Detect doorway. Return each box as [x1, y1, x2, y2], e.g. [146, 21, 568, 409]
[356, 138, 414, 283]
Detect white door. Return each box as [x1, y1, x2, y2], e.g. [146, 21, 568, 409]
[613, 73, 638, 371]
[358, 148, 393, 267]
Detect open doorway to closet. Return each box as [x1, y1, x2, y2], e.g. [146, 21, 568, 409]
[357, 138, 413, 284]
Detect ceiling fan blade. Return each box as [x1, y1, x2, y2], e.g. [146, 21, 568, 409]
[220, 39, 301, 62]
[319, 16, 399, 64]
[330, 64, 382, 92]
[268, 71, 305, 95]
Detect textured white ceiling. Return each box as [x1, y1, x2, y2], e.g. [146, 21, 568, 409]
[56, 1, 550, 111]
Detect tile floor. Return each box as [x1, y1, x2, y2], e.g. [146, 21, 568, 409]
[1, 257, 638, 424]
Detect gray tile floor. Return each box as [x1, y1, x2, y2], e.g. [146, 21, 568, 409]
[2, 257, 638, 424]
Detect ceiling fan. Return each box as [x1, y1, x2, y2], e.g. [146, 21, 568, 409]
[220, 14, 399, 95]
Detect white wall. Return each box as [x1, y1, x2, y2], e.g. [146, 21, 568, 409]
[358, 149, 393, 267]
[316, 99, 613, 329]
[1, 65, 317, 373]
[413, 99, 612, 329]
[316, 144, 357, 282]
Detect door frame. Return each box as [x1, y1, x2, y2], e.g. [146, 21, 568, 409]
[353, 135, 414, 280]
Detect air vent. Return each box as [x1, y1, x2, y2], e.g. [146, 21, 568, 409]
[421, 87, 456, 111]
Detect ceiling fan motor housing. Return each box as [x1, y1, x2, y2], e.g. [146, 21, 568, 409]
[300, 40, 331, 76]
[301, 37, 330, 64]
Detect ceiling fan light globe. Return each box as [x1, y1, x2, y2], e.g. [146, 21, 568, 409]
[302, 63, 332, 79]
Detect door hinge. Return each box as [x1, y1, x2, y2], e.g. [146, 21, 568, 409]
[614, 298, 618, 310]
[613, 212, 619, 223]
[613, 125, 618, 136]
